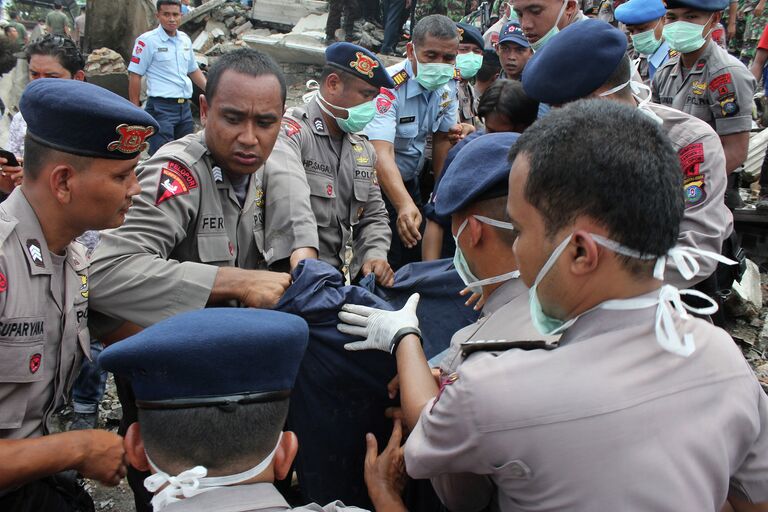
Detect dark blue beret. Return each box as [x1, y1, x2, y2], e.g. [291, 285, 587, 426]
[614, 0, 666, 24]
[434, 132, 520, 217]
[20, 79, 159, 160]
[498, 21, 530, 47]
[522, 19, 627, 105]
[325, 42, 395, 89]
[457, 22, 484, 50]
[665, 0, 728, 10]
[99, 309, 309, 408]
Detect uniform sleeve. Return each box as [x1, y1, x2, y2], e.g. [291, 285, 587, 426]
[128, 36, 151, 76]
[707, 66, 756, 136]
[666, 131, 733, 288]
[363, 89, 398, 143]
[437, 84, 459, 133]
[88, 158, 218, 328]
[404, 371, 495, 511]
[261, 127, 320, 264]
[351, 151, 391, 276]
[729, 380, 768, 503]
[651, 71, 661, 103]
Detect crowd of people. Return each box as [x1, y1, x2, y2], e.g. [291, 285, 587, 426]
[0, 0, 767, 510]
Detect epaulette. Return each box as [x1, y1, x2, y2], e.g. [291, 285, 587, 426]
[460, 339, 557, 357]
[391, 69, 409, 89]
[668, 48, 679, 58]
[453, 67, 462, 81]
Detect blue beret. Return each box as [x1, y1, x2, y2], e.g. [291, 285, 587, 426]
[498, 21, 530, 47]
[325, 42, 395, 89]
[99, 309, 309, 408]
[434, 132, 520, 217]
[20, 79, 159, 160]
[457, 22, 484, 50]
[522, 19, 627, 105]
[666, 0, 728, 10]
[614, 0, 666, 24]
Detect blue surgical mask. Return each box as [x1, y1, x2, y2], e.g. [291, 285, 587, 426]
[414, 47, 456, 90]
[530, 0, 568, 51]
[630, 20, 663, 55]
[662, 16, 713, 54]
[455, 52, 483, 79]
[453, 216, 520, 295]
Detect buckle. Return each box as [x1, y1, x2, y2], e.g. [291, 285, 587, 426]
[177, 98, 186, 104]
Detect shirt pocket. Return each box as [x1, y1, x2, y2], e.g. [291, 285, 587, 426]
[197, 234, 234, 264]
[155, 48, 172, 62]
[395, 121, 419, 151]
[0, 339, 45, 429]
[307, 173, 336, 228]
[350, 179, 371, 226]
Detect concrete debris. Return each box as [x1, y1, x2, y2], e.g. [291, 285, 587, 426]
[250, 0, 328, 28]
[730, 259, 764, 319]
[84, 48, 128, 76]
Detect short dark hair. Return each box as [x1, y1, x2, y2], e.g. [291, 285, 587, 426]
[319, 64, 358, 87]
[54, 2, 62, 9]
[139, 400, 289, 475]
[0, 38, 16, 75]
[476, 49, 500, 82]
[509, 99, 683, 268]
[8, 11, 18, 19]
[26, 34, 85, 76]
[206, 48, 286, 104]
[478, 79, 539, 129]
[23, 136, 92, 180]
[3, 26, 16, 37]
[156, 0, 182, 10]
[412, 14, 458, 46]
[464, 196, 517, 247]
[601, 54, 632, 99]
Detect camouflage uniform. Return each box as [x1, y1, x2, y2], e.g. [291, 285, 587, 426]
[740, 1, 768, 64]
[414, 0, 468, 23]
[723, 0, 747, 56]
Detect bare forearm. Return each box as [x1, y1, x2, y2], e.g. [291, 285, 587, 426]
[721, 132, 750, 174]
[371, 141, 412, 210]
[189, 69, 207, 92]
[128, 73, 142, 107]
[422, 220, 444, 261]
[432, 132, 452, 180]
[209, 266, 246, 304]
[751, 50, 768, 81]
[0, 434, 86, 489]
[395, 335, 440, 431]
[290, 247, 318, 270]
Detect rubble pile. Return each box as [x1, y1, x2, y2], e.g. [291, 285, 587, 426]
[181, 0, 270, 61]
[84, 48, 128, 76]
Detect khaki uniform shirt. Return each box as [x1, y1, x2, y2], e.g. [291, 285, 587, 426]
[405, 291, 768, 511]
[267, 100, 390, 278]
[652, 41, 756, 136]
[456, 80, 478, 126]
[651, 103, 734, 287]
[89, 131, 318, 328]
[164, 482, 368, 512]
[0, 189, 90, 442]
[438, 278, 558, 374]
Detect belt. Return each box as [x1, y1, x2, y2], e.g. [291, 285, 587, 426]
[150, 97, 189, 104]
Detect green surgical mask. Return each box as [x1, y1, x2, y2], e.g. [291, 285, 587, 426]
[316, 93, 376, 133]
[662, 16, 712, 54]
[455, 52, 483, 79]
[530, 0, 568, 51]
[631, 22, 663, 55]
[413, 47, 456, 90]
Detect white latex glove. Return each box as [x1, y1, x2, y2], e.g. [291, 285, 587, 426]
[338, 293, 421, 353]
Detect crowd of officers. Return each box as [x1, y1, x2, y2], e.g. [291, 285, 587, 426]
[0, 0, 768, 510]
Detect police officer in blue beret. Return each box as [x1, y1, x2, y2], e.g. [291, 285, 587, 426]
[496, 21, 533, 81]
[0, 79, 158, 511]
[103, 308, 407, 511]
[266, 42, 394, 287]
[455, 22, 485, 126]
[615, 0, 674, 82]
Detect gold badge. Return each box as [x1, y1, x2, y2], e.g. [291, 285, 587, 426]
[692, 81, 706, 95]
[107, 124, 155, 154]
[350, 51, 379, 79]
[255, 187, 265, 208]
[80, 275, 88, 299]
[355, 155, 370, 165]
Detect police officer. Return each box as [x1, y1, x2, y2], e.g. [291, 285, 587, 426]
[338, 100, 768, 511]
[102, 308, 408, 512]
[652, 0, 756, 205]
[615, 0, 674, 83]
[512, 0, 586, 51]
[128, 0, 207, 155]
[0, 79, 159, 510]
[364, 14, 460, 270]
[495, 21, 533, 81]
[266, 42, 394, 286]
[455, 22, 485, 126]
[522, 19, 734, 290]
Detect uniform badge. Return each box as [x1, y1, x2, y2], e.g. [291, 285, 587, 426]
[683, 175, 706, 207]
[376, 95, 392, 114]
[457, 27, 465, 40]
[353, 144, 364, 153]
[255, 187, 265, 208]
[326, 184, 334, 196]
[709, 73, 732, 92]
[430, 372, 459, 413]
[26, 239, 44, 268]
[0, 272, 7, 292]
[212, 166, 224, 183]
[695, 59, 706, 70]
[355, 155, 370, 165]
[349, 51, 380, 79]
[282, 118, 301, 137]
[678, 143, 704, 177]
[392, 69, 409, 89]
[80, 275, 89, 299]
[453, 67, 461, 81]
[29, 353, 41, 374]
[691, 81, 707, 95]
[107, 124, 155, 154]
[131, 56, 141, 65]
[718, 94, 739, 117]
[313, 118, 325, 132]
[155, 161, 199, 205]
[668, 49, 678, 58]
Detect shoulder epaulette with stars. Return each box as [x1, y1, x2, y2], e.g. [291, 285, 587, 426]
[391, 69, 409, 89]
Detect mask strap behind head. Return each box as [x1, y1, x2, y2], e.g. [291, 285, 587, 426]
[302, 80, 320, 104]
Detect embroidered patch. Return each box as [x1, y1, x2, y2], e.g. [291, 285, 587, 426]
[155, 161, 198, 205]
[255, 187, 265, 208]
[0, 272, 7, 292]
[107, 124, 155, 154]
[708, 73, 732, 92]
[691, 81, 707, 95]
[353, 144, 363, 153]
[326, 184, 334, 196]
[678, 143, 705, 177]
[29, 353, 41, 374]
[392, 69, 409, 89]
[131, 56, 141, 64]
[282, 118, 301, 137]
[80, 275, 88, 299]
[684, 174, 706, 207]
[355, 155, 370, 165]
[376, 95, 392, 114]
[695, 59, 706, 70]
[430, 372, 459, 413]
[380, 88, 396, 101]
[349, 51, 379, 78]
[26, 239, 44, 268]
[718, 94, 739, 117]
[313, 118, 325, 132]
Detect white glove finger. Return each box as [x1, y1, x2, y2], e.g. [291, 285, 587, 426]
[344, 340, 373, 351]
[337, 323, 368, 337]
[403, 293, 421, 315]
[340, 304, 379, 317]
[338, 311, 370, 327]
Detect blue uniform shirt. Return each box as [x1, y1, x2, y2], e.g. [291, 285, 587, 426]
[128, 25, 198, 99]
[648, 40, 671, 81]
[364, 59, 458, 182]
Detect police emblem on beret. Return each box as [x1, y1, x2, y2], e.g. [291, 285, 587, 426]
[108, 124, 155, 154]
[350, 51, 379, 78]
[458, 26, 465, 40]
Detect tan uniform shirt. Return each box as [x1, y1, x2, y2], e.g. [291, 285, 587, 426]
[651, 103, 734, 287]
[89, 131, 318, 328]
[405, 291, 768, 511]
[438, 278, 558, 374]
[652, 41, 756, 136]
[0, 189, 90, 442]
[266, 100, 390, 278]
[164, 482, 368, 512]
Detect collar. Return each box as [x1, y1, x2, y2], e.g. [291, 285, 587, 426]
[670, 40, 714, 78]
[649, 40, 671, 68]
[155, 25, 175, 42]
[164, 483, 290, 512]
[306, 99, 333, 137]
[482, 277, 527, 317]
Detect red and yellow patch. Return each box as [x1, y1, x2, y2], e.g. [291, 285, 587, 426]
[281, 118, 301, 137]
[678, 143, 704, 177]
[155, 161, 198, 205]
[107, 124, 155, 154]
[350, 51, 379, 78]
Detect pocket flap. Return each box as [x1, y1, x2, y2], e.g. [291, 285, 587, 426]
[307, 173, 337, 199]
[0, 341, 46, 383]
[197, 235, 233, 263]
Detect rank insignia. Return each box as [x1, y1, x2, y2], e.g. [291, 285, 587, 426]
[391, 69, 409, 89]
[313, 118, 325, 132]
[255, 187, 265, 208]
[156, 161, 199, 205]
[353, 144, 363, 153]
[26, 239, 44, 268]
[349, 51, 379, 78]
[691, 81, 706, 95]
[80, 275, 89, 299]
[356, 155, 370, 165]
[108, 124, 155, 154]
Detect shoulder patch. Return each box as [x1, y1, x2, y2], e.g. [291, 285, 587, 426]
[430, 372, 459, 414]
[282, 118, 302, 137]
[0, 271, 7, 292]
[391, 69, 409, 89]
[708, 73, 732, 93]
[678, 143, 704, 177]
[155, 161, 198, 205]
[376, 94, 393, 114]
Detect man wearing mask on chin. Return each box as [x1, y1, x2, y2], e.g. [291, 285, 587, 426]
[652, 0, 756, 208]
[512, 0, 586, 52]
[455, 23, 485, 127]
[364, 14, 459, 271]
[266, 43, 394, 286]
[615, 0, 674, 83]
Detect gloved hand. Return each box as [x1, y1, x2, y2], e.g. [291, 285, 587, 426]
[338, 294, 421, 353]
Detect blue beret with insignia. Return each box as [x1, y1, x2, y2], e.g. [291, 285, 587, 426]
[326, 42, 395, 89]
[20, 79, 159, 160]
[498, 21, 530, 47]
[435, 132, 520, 217]
[522, 19, 627, 105]
[614, 0, 666, 24]
[665, 0, 728, 11]
[99, 309, 309, 408]
[457, 22, 484, 50]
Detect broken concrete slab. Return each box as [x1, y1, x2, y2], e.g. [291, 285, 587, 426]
[728, 259, 763, 321]
[192, 31, 211, 52]
[290, 12, 327, 34]
[250, 0, 327, 28]
[181, 0, 227, 26]
[233, 21, 254, 37]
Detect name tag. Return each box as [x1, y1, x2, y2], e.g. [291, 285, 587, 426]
[158, 47, 169, 52]
[399, 116, 415, 124]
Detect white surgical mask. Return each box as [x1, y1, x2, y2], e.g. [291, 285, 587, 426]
[453, 215, 520, 295]
[598, 78, 664, 125]
[530, 0, 568, 51]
